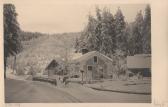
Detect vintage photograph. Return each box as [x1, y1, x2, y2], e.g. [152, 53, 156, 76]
[4, 2, 151, 103]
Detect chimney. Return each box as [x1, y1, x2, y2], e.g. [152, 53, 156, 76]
[81, 48, 88, 54]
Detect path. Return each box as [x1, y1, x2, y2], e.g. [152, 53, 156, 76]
[5, 79, 80, 103]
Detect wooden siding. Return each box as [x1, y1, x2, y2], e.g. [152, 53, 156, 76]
[75, 55, 113, 81]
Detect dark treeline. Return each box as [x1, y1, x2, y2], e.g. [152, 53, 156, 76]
[75, 5, 151, 57]
[20, 31, 47, 41]
[4, 4, 22, 78]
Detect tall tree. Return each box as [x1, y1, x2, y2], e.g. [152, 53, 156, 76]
[94, 7, 102, 51]
[114, 7, 126, 54]
[125, 22, 134, 55]
[132, 10, 144, 54]
[85, 14, 98, 51]
[143, 5, 151, 54]
[100, 8, 116, 56]
[75, 8, 100, 52]
[4, 4, 22, 78]
[113, 8, 127, 78]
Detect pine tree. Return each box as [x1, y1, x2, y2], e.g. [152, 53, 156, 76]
[143, 5, 151, 54]
[100, 8, 116, 56]
[86, 14, 98, 51]
[114, 7, 126, 54]
[113, 8, 127, 78]
[75, 7, 102, 52]
[4, 4, 22, 78]
[94, 7, 102, 51]
[132, 10, 144, 54]
[74, 37, 79, 53]
[125, 23, 134, 55]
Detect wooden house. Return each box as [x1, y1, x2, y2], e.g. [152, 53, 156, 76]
[71, 51, 114, 82]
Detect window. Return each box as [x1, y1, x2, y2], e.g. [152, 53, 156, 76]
[94, 56, 98, 63]
[88, 66, 92, 71]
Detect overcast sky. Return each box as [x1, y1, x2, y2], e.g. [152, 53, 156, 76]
[10, 1, 147, 34]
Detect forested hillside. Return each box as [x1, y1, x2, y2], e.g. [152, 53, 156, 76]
[7, 32, 80, 75]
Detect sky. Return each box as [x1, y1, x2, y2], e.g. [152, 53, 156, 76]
[7, 1, 147, 34]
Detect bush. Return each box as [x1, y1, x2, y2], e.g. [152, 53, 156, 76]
[16, 63, 25, 75]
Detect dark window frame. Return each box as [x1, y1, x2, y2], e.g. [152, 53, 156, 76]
[87, 65, 93, 71]
[94, 56, 98, 63]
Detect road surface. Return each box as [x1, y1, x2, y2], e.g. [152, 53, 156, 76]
[5, 79, 80, 103]
[5, 79, 151, 103]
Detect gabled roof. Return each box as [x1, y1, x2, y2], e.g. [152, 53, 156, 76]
[74, 51, 113, 63]
[127, 54, 151, 69]
[45, 59, 59, 70]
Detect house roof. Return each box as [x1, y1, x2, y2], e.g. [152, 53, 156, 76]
[127, 54, 151, 69]
[71, 53, 83, 60]
[45, 59, 59, 70]
[73, 51, 113, 63]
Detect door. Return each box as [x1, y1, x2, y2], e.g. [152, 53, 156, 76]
[87, 65, 93, 81]
[99, 67, 104, 79]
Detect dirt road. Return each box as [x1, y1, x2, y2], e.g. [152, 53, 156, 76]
[5, 79, 80, 103]
[5, 78, 151, 103]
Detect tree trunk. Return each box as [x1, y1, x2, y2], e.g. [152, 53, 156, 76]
[4, 56, 7, 79]
[13, 55, 16, 74]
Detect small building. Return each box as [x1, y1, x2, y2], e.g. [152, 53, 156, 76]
[71, 51, 114, 82]
[127, 54, 151, 77]
[43, 59, 62, 76]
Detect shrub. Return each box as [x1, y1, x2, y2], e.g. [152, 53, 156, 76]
[16, 62, 25, 75]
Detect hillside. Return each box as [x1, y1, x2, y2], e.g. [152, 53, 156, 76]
[7, 32, 81, 75]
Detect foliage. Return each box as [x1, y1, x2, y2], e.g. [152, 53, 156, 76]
[127, 5, 151, 55]
[114, 8, 126, 53]
[4, 4, 22, 57]
[75, 5, 151, 56]
[100, 7, 116, 55]
[4, 4, 22, 78]
[132, 11, 144, 54]
[143, 5, 151, 54]
[7, 32, 79, 75]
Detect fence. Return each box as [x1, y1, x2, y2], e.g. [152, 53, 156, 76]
[32, 76, 57, 86]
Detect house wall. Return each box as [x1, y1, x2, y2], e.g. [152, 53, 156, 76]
[75, 55, 114, 82]
[48, 69, 55, 77]
[47, 68, 60, 77]
[47, 69, 57, 76]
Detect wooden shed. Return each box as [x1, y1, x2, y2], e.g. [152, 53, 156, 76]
[127, 54, 151, 77]
[44, 59, 62, 76]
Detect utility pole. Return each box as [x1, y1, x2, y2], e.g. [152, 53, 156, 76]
[13, 55, 16, 74]
[80, 70, 84, 85]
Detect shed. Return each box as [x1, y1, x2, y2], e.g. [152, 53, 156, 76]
[44, 59, 62, 76]
[127, 54, 151, 77]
